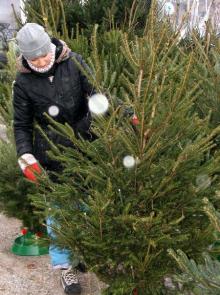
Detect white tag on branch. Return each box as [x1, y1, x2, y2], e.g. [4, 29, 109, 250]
[88, 94, 109, 115]
[164, 2, 175, 15]
[123, 155, 136, 169]
[48, 105, 59, 117]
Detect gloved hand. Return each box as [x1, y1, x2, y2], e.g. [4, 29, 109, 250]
[18, 153, 42, 183]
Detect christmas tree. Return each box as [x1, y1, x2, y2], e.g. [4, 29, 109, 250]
[30, 7, 220, 294]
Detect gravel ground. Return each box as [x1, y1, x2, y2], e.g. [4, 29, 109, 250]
[0, 213, 105, 295]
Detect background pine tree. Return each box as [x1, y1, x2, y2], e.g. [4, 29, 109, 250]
[24, 0, 151, 37]
[0, 45, 43, 231]
[168, 198, 220, 294]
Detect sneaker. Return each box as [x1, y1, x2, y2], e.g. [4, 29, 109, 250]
[61, 267, 81, 295]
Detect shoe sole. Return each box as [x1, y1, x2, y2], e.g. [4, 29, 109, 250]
[60, 277, 81, 295]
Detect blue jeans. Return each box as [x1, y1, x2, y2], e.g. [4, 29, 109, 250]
[46, 217, 79, 268]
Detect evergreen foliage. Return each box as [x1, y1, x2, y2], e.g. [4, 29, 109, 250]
[168, 198, 220, 294]
[30, 10, 220, 294]
[169, 249, 220, 294]
[185, 34, 220, 129]
[0, 140, 39, 229]
[1, 0, 220, 292]
[0, 46, 42, 230]
[24, 0, 151, 38]
[180, 32, 220, 153]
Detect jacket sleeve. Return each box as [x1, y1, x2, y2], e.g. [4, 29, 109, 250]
[13, 80, 34, 157]
[73, 53, 96, 97]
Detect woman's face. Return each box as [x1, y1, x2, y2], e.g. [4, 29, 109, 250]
[29, 52, 52, 68]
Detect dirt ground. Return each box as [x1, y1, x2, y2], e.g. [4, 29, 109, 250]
[0, 213, 105, 295]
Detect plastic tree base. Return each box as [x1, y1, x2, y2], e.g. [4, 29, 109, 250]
[11, 232, 49, 256]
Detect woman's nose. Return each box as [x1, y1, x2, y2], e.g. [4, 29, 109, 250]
[37, 58, 47, 67]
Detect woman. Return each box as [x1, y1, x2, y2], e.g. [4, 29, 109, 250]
[13, 22, 95, 295]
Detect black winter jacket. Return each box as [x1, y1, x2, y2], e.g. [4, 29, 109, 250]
[13, 38, 95, 171]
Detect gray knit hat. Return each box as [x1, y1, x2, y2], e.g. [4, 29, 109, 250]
[16, 23, 51, 60]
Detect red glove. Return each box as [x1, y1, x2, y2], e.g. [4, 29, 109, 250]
[18, 153, 42, 183]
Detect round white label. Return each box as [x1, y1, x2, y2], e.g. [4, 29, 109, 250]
[88, 94, 109, 115]
[123, 155, 136, 169]
[164, 2, 175, 15]
[48, 105, 59, 117]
